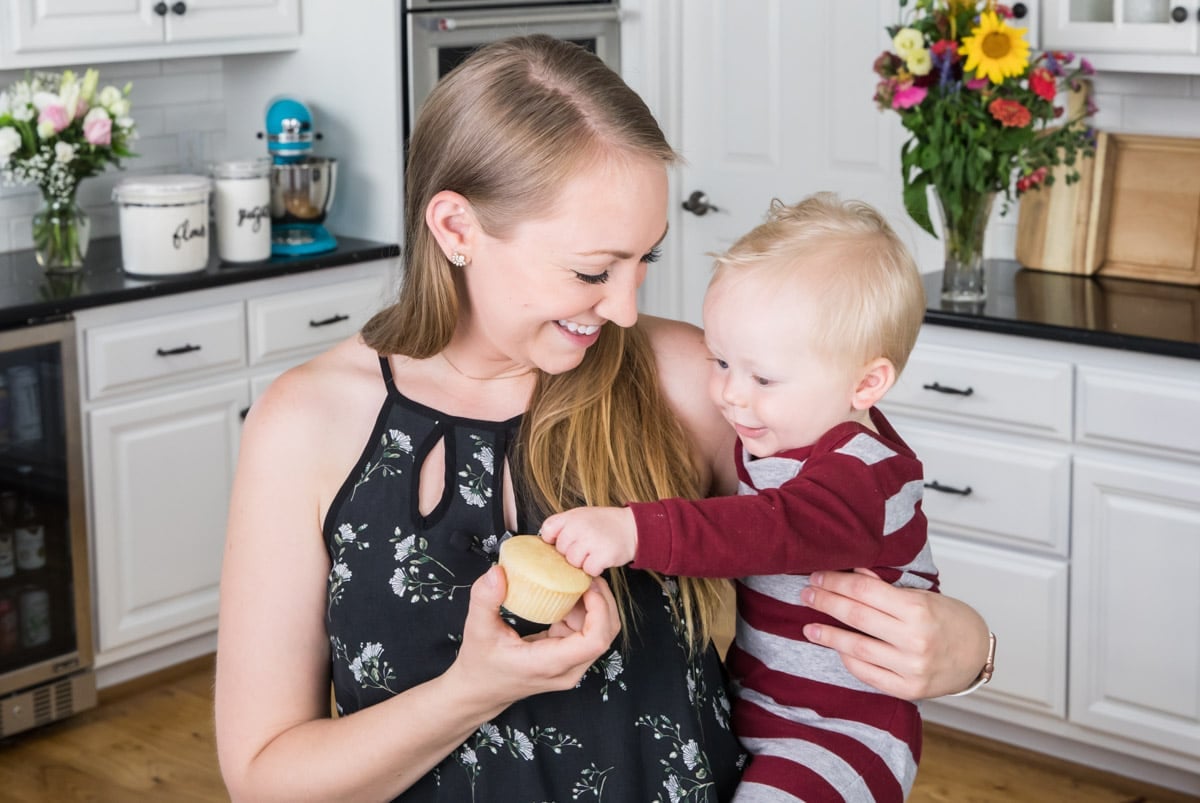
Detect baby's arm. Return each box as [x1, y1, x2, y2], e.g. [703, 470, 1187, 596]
[540, 507, 638, 577]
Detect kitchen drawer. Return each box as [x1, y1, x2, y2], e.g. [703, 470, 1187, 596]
[85, 302, 247, 400]
[885, 343, 1073, 440]
[1076, 365, 1200, 462]
[900, 422, 1071, 555]
[247, 276, 386, 365]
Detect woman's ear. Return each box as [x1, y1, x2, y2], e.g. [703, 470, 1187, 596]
[851, 358, 897, 411]
[425, 190, 474, 261]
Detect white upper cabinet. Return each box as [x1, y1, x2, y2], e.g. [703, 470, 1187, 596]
[0, 0, 301, 69]
[1042, 0, 1200, 73]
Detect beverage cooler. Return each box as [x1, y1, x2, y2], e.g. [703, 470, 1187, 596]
[0, 318, 95, 738]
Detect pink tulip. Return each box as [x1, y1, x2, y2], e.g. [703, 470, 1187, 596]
[892, 84, 928, 110]
[83, 115, 112, 146]
[38, 104, 70, 134]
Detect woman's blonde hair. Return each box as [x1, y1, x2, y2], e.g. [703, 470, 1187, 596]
[711, 193, 926, 376]
[362, 35, 727, 650]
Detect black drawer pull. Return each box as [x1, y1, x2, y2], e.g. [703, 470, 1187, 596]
[156, 343, 202, 357]
[309, 313, 350, 327]
[240, 407, 251, 420]
[925, 480, 973, 496]
[153, 1, 168, 15]
[922, 381, 974, 397]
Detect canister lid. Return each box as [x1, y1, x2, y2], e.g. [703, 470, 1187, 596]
[112, 174, 212, 205]
[210, 157, 272, 180]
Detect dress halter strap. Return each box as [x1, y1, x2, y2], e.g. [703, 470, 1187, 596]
[378, 355, 394, 385]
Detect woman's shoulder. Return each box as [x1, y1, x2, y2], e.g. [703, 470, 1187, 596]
[241, 336, 388, 491]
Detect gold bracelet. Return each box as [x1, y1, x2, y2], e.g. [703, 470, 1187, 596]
[947, 631, 996, 697]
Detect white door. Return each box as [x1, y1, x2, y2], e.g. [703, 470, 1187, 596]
[672, 0, 930, 325]
[1042, 0, 1200, 54]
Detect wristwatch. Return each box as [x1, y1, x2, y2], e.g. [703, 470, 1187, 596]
[948, 631, 996, 697]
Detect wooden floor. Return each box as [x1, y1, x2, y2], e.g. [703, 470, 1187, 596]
[0, 654, 1194, 802]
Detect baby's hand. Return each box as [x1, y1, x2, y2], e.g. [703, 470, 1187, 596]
[540, 507, 638, 577]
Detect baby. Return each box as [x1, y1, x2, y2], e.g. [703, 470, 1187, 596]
[541, 193, 938, 802]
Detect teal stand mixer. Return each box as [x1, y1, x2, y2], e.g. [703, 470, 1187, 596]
[263, 97, 338, 256]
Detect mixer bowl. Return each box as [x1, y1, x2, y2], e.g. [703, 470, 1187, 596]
[270, 156, 337, 224]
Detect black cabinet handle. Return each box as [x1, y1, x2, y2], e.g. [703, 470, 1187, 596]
[922, 381, 974, 397]
[154, 1, 168, 15]
[240, 407, 251, 420]
[172, 1, 187, 14]
[1011, 2, 1028, 19]
[925, 480, 973, 497]
[1171, 5, 1187, 22]
[156, 343, 202, 357]
[309, 313, 350, 328]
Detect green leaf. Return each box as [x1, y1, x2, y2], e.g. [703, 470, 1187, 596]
[903, 173, 936, 237]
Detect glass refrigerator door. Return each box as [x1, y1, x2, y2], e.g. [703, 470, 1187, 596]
[0, 319, 90, 693]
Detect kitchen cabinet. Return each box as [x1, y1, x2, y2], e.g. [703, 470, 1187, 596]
[76, 260, 390, 680]
[1041, 0, 1200, 73]
[881, 324, 1200, 785]
[0, 0, 301, 70]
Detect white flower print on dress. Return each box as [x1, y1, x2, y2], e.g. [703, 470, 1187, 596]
[332, 639, 396, 694]
[390, 528, 471, 603]
[351, 427, 416, 499]
[457, 434, 495, 508]
[327, 521, 368, 613]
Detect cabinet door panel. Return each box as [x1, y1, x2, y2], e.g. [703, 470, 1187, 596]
[931, 535, 1068, 717]
[90, 379, 248, 652]
[1072, 456, 1200, 758]
[11, 0, 162, 52]
[1043, 0, 1199, 53]
[164, 0, 299, 42]
[1077, 365, 1200, 462]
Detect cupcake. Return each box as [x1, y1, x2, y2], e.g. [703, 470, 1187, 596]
[498, 535, 591, 624]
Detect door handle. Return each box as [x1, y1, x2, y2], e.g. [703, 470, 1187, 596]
[682, 190, 719, 216]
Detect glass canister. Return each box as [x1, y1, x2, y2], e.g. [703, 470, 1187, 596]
[112, 174, 213, 277]
[211, 158, 272, 263]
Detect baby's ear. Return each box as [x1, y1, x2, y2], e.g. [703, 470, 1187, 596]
[851, 358, 896, 411]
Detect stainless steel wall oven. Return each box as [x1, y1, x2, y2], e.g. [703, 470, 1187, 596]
[403, 0, 621, 137]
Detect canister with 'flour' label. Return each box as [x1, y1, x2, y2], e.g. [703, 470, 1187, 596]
[113, 174, 212, 277]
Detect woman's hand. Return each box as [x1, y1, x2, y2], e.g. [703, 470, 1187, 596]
[800, 568, 990, 700]
[448, 566, 621, 714]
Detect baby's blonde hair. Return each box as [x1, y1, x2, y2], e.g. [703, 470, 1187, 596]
[710, 193, 926, 375]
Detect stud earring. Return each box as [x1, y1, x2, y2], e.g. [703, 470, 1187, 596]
[449, 251, 468, 267]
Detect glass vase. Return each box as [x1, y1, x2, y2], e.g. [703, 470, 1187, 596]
[934, 187, 995, 304]
[32, 192, 90, 273]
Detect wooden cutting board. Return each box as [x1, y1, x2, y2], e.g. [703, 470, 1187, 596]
[1098, 133, 1200, 286]
[1015, 81, 1115, 276]
[1014, 130, 1115, 275]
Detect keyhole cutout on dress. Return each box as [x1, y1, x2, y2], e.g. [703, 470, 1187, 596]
[416, 434, 521, 532]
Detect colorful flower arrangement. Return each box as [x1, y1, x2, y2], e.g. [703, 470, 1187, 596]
[873, 0, 1097, 238]
[0, 68, 135, 269]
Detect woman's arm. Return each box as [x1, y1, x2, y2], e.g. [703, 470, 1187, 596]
[642, 315, 991, 701]
[215, 345, 620, 802]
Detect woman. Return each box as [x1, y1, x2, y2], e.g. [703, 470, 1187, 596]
[215, 34, 990, 802]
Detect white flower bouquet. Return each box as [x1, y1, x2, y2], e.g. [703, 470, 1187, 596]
[0, 68, 136, 270]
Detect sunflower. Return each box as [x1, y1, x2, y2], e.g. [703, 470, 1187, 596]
[961, 11, 1030, 84]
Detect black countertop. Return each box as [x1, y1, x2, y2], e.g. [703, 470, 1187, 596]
[923, 260, 1200, 360]
[0, 235, 400, 331]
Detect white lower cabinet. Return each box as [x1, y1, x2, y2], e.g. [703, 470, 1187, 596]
[883, 325, 1200, 793]
[77, 259, 393, 679]
[1071, 454, 1200, 759]
[89, 378, 248, 653]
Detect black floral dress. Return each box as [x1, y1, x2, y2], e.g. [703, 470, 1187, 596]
[323, 357, 745, 802]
